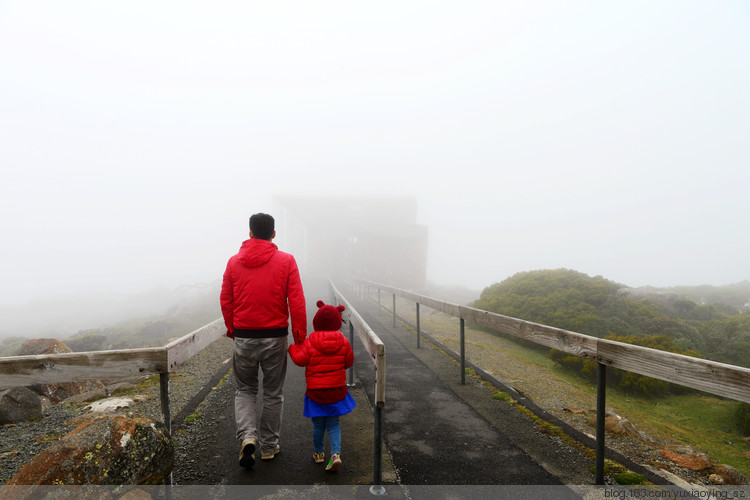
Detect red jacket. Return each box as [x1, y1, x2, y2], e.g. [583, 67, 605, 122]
[289, 330, 354, 400]
[220, 239, 307, 339]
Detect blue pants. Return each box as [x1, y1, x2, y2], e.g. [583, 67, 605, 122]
[312, 416, 341, 454]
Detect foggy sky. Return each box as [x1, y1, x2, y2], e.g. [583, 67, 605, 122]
[1, 1, 749, 309]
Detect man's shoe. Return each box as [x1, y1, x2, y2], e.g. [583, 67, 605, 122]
[261, 444, 281, 461]
[239, 438, 256, 468]
[313, 451, 325, 464]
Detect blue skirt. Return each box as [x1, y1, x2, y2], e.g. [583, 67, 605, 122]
[303, 392, 357, 418]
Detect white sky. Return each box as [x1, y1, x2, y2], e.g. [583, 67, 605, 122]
[1, 1, 749, 306]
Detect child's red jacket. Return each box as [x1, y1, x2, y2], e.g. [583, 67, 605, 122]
[289, 330, 354, 404]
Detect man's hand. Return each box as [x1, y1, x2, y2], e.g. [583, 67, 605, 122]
[226, 329, 234, 339]
[292, 329, 305, 346]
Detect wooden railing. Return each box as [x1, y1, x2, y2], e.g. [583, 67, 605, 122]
[0, 318, 225, 390]
[0, 287, 386, 490]
[356, 278, 750, 484]
[329, 280, 387, 494]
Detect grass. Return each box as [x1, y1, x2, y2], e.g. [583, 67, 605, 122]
[184, 412, 202, 424]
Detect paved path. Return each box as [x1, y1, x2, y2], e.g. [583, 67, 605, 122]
[349, 295, 571, 486]
[174, 280, 589, 495]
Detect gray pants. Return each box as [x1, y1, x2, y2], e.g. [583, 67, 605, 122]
[233, 336, 288, 454]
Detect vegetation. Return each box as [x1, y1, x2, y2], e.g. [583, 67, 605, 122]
[473, 268, 750, 430]
[474, 269, 750, 370]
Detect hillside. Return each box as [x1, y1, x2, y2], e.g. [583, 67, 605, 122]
[473, 269, 750, 369]
[0, 283, 221, 356]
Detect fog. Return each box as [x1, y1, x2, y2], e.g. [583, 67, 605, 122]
[1, 2, 749, 335]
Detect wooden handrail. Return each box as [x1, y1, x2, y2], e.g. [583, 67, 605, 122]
[330, 280, 385, 406]
[360, 279, 750, 405]
[0, 318, 226, 390]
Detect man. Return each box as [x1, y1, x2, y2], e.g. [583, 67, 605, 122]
[220, 213, 307, 468]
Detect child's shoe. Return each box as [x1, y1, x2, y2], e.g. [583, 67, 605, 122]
[325, 452, 342, 472]
[313, 451, 325, 464]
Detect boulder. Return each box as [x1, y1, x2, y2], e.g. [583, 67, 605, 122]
[61, 388, 108, 404]
[6, 414, 173, 485]
[30, 380, 107, 404]
[16, 338, 73, 356]
[658, 449, 712, 471]
[17, 338, 106, 403]
[0, 387, 43, 424]
[711, 464, 747, 485]
[605, 414, 639, 438]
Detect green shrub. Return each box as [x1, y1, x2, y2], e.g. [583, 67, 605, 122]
[614, 471, 648, 485]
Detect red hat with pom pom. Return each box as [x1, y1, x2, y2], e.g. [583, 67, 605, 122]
[313, 300, 345, 331]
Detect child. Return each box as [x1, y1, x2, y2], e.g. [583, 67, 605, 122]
[289, 300, 356, 472]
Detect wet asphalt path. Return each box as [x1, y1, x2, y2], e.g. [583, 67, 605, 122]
[173, 278, 576, 492]
[351, 296, 566, 486]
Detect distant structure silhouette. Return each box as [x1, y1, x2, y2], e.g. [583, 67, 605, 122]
[273, 196, 428, 290]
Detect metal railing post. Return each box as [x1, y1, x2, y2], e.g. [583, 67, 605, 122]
[159, 373, 174, 488]
[460, 318, 466, 385]
[370, 404, 386, 495]
[347, 320, 355, 387]
[392, 294, 396, 327]
[595, 363, 607, 485]
[416, 302, 421, 349]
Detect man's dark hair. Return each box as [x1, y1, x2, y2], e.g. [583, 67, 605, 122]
[249, 213, 275, 240]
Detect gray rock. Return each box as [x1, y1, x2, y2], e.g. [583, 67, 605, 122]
[0, 387, 43, 425]
[61, 388, 108, 404]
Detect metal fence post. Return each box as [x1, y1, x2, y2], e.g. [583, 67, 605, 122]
[392, 294, 396, 327]
[159, 373, 173, 488]
[347, 320, 355, 387]
[370, 404, 386, 496]
[416, 302, 421, 349]
[596, 363, 607, 485]
[460, 318, 466, 385]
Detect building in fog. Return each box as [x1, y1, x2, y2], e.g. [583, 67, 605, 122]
[273, 196, 428, 290]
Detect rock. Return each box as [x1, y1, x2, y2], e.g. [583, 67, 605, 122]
[709, 473, 725, 484]
[563, 406, 586, 415]
[16, 338, 73, 356]
[85, 397, 134, 413]
[712, 464, 747, 485]
[604, 414, 640, 440]
[6, 414, 173, 485]
[104, 382, 137, 395]
[16, 338, 107, 404]
[61, 388, 108, 404]
[30, 380, 107, 404]
[658, 449, 712, 471]
[0, 387, 43, 424]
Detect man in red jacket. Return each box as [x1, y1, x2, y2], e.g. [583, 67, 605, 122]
[220, 213, 307, 468]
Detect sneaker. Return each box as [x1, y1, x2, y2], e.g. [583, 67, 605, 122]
[239, 438, 256, 468]
[313, 451, 325, 464]
[261, 444, 281, 460]
[325, 452, 341, 472]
